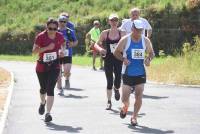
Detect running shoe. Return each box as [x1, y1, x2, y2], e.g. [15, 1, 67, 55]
[45, 113, 52, 122]
[105, 102, 112, 110]
[58, 88, 64, 96]
[38, 101, 46, 115]
[120, 106, 128, 119]
[114, 88, 120, 101]
[130, 117, 138, 126]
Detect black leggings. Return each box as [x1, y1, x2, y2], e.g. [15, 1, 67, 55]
[104, 56, 122, 90]
[36, 69, 60, 96]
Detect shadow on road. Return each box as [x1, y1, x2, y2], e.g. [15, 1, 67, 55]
[62, 94, 88, 99]
[124, 123, 174, 134]
[46, 122, 83, 133]
[109, 108, 146, 117]
[67, 88, 84, 91]
[143, 94, 169, 100]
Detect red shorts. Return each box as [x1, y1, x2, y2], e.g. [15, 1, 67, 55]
[91, 45, 98, 54]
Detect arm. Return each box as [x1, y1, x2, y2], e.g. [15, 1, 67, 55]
[144, 37, 155, 66]
[68, 30, 78, 47]
[114, 36, 130, 65]
[94, 30, 106, 55]
[32, 43, 55, 54]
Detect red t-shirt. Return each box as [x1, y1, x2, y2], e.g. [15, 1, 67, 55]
[34, 30, 65, 72]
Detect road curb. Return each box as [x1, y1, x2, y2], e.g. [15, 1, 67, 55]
[147, 80, 200, 88]
[0, 70, 14, 134]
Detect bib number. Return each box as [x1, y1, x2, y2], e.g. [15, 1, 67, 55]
[110, 43, 117, 53]
[131, 49, 145, 59]
[43, 52, 57, 62]
[63, 49, 69, 57]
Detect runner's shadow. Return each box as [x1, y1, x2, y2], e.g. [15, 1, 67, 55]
[67, 88, 84, 91]
[125, 124, 174, 134]
[143, 94, 169, 100]
[46, 122, 83, 133]
[109, 108, 146, 117]
[62, 94, 88, 99]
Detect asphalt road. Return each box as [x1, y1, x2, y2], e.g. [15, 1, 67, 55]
[0, 61, 200, 134]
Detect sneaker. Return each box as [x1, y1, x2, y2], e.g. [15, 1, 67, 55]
[114, 88, 120, 101]
[38, 101, 46, 115]
[99, 67, 104, 71]
[45, 113, 52, 122]
[58, 88, 64, 96]
[105, 101, 112, 110]
[130, 117, 138, 126]
[65, 80, 70, 89]
[120, 106, 128, 119]
[92, 66, 97, 71]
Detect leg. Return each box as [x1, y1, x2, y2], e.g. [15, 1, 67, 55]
[99, 56, 104, 70]
[92, 52, 97, 70]
[104, 60, 114, 109]
[46, 69, 60, 114]
[113, 60, 122, 100]
[120, 84, 131, 118]
[132, 84, 144, 124]
[36, 72, 48, 115]
[63, 63, 71, 89]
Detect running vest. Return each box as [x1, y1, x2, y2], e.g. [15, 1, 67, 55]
[122, 35, 146, 76]
[105, 30, 121, 57]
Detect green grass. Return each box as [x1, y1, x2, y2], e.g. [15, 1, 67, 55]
[0, 54, 102, 67]
[147, 55, 200, 85]
[0, 0, 187, 34]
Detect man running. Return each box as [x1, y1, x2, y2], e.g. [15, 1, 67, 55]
[114, 19, 154, 126]
[95, 14, 126, 110]
[32, 18, 65, 122]
[59, 12, 75, 32]
[57, 15, 78, 95]
[86, 20, 103, 70]
[120, 7, 152, 38]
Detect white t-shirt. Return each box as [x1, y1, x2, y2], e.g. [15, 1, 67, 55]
[120, 17, 152, 36]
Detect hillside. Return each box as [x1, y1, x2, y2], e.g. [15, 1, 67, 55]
[0, 0, 186, 34]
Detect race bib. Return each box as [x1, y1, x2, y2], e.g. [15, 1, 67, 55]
[110, 43, 117, 53]
[43, 52, 57, 62]
[131, 49, 145, 59]
[63, 49, 69, 57]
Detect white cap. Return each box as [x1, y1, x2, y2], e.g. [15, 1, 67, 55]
[108, 14, 119, 20]
[93, 20, 100, 25]
[132, 19, 143, 29]
[58, 15, 67, 21]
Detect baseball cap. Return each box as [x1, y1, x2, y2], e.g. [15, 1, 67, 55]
[58, 15, 67, 21]
[93, 20, 100, 25]
[108, 14, 119, 20]
[132, 19, 143, 29]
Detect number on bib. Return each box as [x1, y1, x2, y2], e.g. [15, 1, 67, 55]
[110, 43, 117, 53]
[131, 49, 145, 59]
[43, 52, 57, 62]
[63, 49, 69, 57]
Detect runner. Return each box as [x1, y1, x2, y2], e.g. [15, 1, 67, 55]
[57, 15, 78, 95]
[59, 12, 75, 32]
[85, 20, 103, 70]
[32, 18, 65, 122]
[94, 14, 126, 110]
[120, 7, 152, 38]
[114, 19, 154, 126]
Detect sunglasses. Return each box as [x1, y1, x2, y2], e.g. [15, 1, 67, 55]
[59, 20, 66, 23]
[110, 19, 118, 22]
[48, 27, 57, 31]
